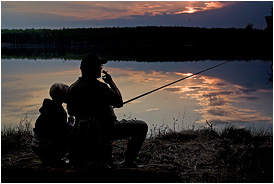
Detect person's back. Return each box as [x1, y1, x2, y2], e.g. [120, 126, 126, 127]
[33, 98, 67, 138]
[67, 53, 148, 168]
[67, 77, 118, 128]
[31, 83, 70, 167]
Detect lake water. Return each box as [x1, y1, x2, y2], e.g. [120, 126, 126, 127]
[1, 59, 273, 132]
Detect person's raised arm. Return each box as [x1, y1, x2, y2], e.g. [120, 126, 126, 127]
[102, 70, 123, 108]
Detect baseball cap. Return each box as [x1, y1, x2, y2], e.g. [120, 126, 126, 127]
[80, 53, 108, 69]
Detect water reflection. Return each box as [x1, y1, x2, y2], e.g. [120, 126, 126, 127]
[173, 75, 272, 125]
[1, 59, 273, 132]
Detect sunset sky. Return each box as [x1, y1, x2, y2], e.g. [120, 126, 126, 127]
[1, 1, 273, 29]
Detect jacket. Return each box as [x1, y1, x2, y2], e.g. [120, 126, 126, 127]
[67, 77, 121, 128]
[32, 99, 68, 147]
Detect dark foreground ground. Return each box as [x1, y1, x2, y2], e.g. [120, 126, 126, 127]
[2, 127, 273, 183]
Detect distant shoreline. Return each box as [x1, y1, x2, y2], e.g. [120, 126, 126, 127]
[1, 45, 272, 61]
[2, 26, 272, 61]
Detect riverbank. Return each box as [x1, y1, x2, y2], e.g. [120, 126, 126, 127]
[1, 123, 273, 183]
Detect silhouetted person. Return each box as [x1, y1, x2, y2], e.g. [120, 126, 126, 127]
[67, 53, 148, 168]
[32, 83, 70, 167]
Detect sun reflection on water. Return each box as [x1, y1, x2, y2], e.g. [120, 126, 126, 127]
[1, 59, 272, 131]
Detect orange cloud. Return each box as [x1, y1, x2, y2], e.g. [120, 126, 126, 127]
[2, 1, 233, 20]
[174, 1, 231, 14]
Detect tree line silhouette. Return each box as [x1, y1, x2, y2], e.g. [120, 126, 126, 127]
[1, 26, 273, 61]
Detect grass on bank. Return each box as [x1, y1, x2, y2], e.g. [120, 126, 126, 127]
[1, 117, 273, 183]
[1, 115, 33, 154]
[139, 124, 272, 182]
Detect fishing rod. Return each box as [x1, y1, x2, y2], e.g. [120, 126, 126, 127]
[123, 61, 230, 105]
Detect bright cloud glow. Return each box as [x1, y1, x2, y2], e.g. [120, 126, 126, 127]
[2, 1, 232, 21]
[160, 72, 272, 125]
[174, 1, 230, 14]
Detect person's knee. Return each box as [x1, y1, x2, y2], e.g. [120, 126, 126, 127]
[137, 120, 148, 133]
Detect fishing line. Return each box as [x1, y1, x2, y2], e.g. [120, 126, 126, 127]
[123, 61, 230, 105]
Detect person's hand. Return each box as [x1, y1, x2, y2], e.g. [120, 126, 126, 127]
[102, 70, 113, 84]
[68, 116, 75, 126]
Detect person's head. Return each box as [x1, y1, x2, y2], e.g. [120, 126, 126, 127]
[80, 53, 108, 79]
[49, 83, 69, 104]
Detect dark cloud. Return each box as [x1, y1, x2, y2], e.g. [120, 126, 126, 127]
[164, 87, 180, 92]
[188, 86, 201, 90]
[2, 11, 76, 29]
[208, 97, 226, 106]
[240, 96, 259, 100]
[96, 6, 128, 13]
[220, 91, 234, 95]
[209, 120, 239, 125]
[208, 108, 232, 116]
[203, 91, 233, 98]
[212, 120, 273, 130]
[242, 88, 258, 94]
[121, 1, 271, 29]
[216, 82, 226, 86]
[1, 1, 272, 29]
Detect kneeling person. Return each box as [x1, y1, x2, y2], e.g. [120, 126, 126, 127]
[32, 83, 70, 167]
